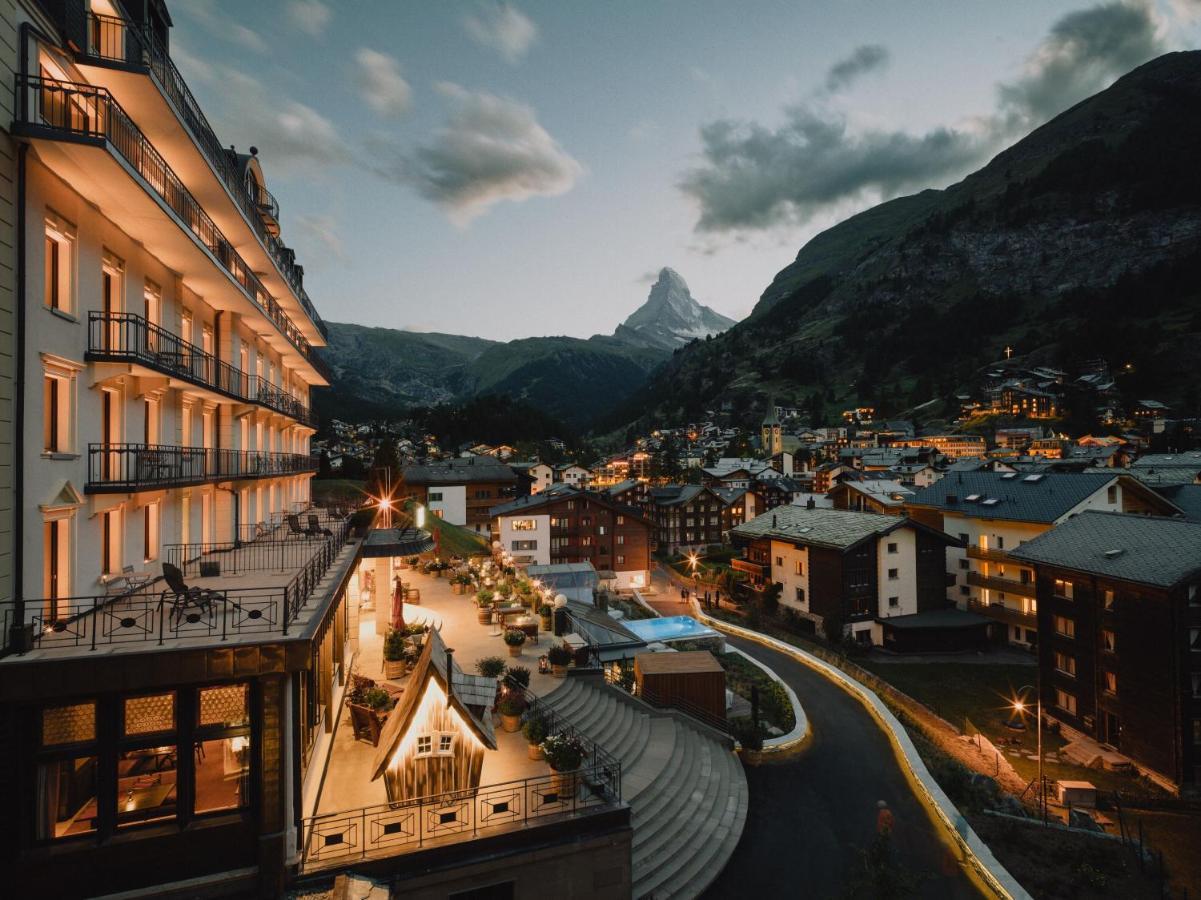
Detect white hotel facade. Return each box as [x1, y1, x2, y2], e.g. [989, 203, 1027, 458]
[9, 1, 327, 614]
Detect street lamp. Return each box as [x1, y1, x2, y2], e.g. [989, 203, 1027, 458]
[1012, 683, 1047, 825]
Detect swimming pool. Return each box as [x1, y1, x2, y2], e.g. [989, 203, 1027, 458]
[625, 615, 720, 644]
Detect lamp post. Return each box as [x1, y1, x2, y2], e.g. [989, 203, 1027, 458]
[1012, 682, 1046, 825]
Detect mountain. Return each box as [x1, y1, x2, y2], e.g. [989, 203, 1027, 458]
[318, 324, 669, 429]
[608, 51, 1201, 432]
[613, 267, 736, 350]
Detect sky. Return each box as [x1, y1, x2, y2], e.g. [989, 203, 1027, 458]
[171, 0, 1201, 341]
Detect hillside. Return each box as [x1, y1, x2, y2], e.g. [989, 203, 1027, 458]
[609, 51, 1201, 430]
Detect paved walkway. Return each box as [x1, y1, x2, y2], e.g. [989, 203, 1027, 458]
[704, 632, 981, 898]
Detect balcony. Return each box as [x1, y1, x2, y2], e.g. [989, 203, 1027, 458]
[731, 558, 769, 577]
[86, 443, 318, 493]
[87, 312, 318, 428]
[71, 9, 325, 335]
[966, 570, 1036, 598]
[13, 74, 329, 380]
[965, 545, 1010, 563]
[967, 598, 1037, 630]
[0, 511, 351, 658]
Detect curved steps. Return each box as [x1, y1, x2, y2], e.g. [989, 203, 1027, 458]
[541, 677, 748, 899]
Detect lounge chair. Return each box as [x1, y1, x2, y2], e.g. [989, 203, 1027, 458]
[160, 562, 224, 627]
[307, 514, 333, 537]
[286, 514, 315, 539]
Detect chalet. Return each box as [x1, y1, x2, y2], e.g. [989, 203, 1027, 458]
[712, 487, 761, 532]
[371, 631, 497, 802]
[730, 507, 971, 649]
[753, 476, 804, 510]
[490, 488, 652, 590]
[907, 472, 1179, 648]
[649, 485, 727, 554]
[828, 477, 913, 515]
[1010, 512, 1201, 792]
[401, 457, 518, 534]
[554, 463, 592, 488]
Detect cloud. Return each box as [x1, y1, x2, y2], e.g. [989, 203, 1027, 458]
[463, 3, 538, 63]
[373, 84, 582, 224]
[288, 0, 331, 36]
[176, 0, 267, 53]
[295, 214, 347, 264]
[824, 44, 890, 92]
[682, 1, 1168, 233]
[354, 49, 412, 118]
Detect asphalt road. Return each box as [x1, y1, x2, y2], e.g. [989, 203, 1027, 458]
[703, 633, 982, 899]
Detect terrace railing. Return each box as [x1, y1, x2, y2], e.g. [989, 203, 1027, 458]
[87, 312, 318, 428]
[15, 74, 329, 374]
[86, 443, 317, 493]
[300, 762, 620, 872]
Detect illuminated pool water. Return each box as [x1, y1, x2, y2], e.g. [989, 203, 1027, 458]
[625, 615, 720, 644]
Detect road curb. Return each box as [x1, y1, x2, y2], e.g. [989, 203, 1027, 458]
[724, 645, 811, 759]
[693, 605, 1032, 900]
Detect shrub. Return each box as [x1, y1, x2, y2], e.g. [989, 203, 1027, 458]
[363, 687, 391, 711]
[546, 645, 573, 666]
[497, 694, 526, 716]
[383, 629, 405, 662]
[822, 613, 845, 645]
[347, 674, 375, 705]
[475, 590, 495, 608]
[503, 628, 526, 647]
[476, 656, 507, 679]
[729, 716, 766, 751]
[505, 665, 531, 689]
[522, 711, 550, 745]
[541, 732, 588, 771]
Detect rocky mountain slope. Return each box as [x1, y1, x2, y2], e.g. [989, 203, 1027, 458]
[612, 267, 736, 350]
[608, 51, 1201, 431]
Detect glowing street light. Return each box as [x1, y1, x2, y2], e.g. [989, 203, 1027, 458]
[1011, 684, 1046, 825]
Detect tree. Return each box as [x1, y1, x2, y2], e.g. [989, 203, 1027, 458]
[317, 449, 332, 478]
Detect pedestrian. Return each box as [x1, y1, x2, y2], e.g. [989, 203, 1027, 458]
[876, 800, 893, 836]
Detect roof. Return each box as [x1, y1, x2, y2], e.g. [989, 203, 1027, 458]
[1132, 452, 1201, 469]
[490, 486, 649, 523]
[1152, 484, 1201, 522]
[604, 479, 640, 495]
[877, 609, 992, 630]
[731, 506, 950, 551]
[836, 479, 913, 506]
[1009, 511, 1201, 589]
[370, 629, 497, 779]
[650, 484, 709, 507]
[563, 598, 643, 648]
[403, 457, 517, 485]
[909, 471, 1124, 524]
[361, 527, 435, 558]
[636, 650, 723, 675]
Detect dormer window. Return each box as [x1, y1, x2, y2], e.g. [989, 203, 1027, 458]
[415, 731, 457, 758]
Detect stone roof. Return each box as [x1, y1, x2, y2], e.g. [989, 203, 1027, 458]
[909, 471, 1124, 524]
[732, 506, 924, 551]
[403, 457, 517, 485]
[1009, 511, 1201, 589]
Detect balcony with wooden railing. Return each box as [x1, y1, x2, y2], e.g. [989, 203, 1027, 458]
[965, 545, 1010, 563]
[967, 598, 1038, 630]
[966, 570, 1036, 598]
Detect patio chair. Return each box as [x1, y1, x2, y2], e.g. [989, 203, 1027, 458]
[307, 514, 332, 537]
[160, 562, 224, 627]
[286, 514, 311, 539]
[349, 703, 383, 746]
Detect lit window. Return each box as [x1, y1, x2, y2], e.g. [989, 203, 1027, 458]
[1054, 651, 1076, 676]
[1103, 671, 1117, 695]
[1054, 579, 1074, 600]
[143, 502, 160, 562]
[511, 519, 537, 531]
[1054, 615, 1075, 638]
[794, 560, 804, 576]
[1054, 689, 1077, 716]
[1102, 630, 1116, 652]
[42, 515, 71, 603]
[41, 355, 80, 455]
[44, 216, 75, 313]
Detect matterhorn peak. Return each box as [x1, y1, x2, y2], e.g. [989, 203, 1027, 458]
[613, 267, 736, 351]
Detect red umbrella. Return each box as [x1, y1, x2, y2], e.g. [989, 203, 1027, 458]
[390, 575, 405, 631]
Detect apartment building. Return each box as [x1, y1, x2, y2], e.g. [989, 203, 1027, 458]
[0, 4, 354, 896]
[1011, 512, 1201, 792]
[400, 456, 517, 534]
[907, 472, 1178, 648]
[648, 484, 727, 555]
[729, 506, 965, 649]
[490, 487, 652, 590]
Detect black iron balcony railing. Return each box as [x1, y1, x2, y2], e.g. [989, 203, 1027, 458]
[86, 443, 318, 493]
[87, 312, 318, 428]
[15, 74, 328, 375]
[77, 9, 326, 337]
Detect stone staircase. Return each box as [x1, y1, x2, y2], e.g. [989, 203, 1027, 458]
[541, 676, 748, 899]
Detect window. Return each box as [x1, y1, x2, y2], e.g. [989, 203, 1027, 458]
[195, 684, 250, 815]
[474, 490, 491, 500]
[794, 560, 804, 576]
[1054, 578, 1074, 599]
[1054, 651, 1076, 676]
[511, 540, 537, 552]
[581, 536, 592, 547]
[43, 516, 71, 602]
[616, 534, 625, 546]
[101, 509, 122, 576]
[1102, 629, 1116, 652]
[1192, 672, 1201, 699]
[1103, 671, 1117, 695]
[1190, 627, 1200, 652]
[958, 558, 969, 570]
[1053, 615, 1075, 638]
[598, 525, 607, 536]
[428, 492, 443, 502]
[795, 587, 805, 603]
[1189, 585, 1198, 607]
[616, 516, 624, 525]
[888, 596, 899, 609]
[41, 356, 80, 454]
[143, 502, 159, 561]
[438, 733, 455, 755]
[1107, 485, 1118, 504]
[958, 533, 969, 544]
[615, 555, 625, 565]
[44, 216, 75, 313]
[511, 519, 537, 531]
[415, 731, 456, 759]
[775, 556, 783, 568]
[1054, 689, 1077, 716]
[887, 568, 899, 580]
[887, 542, 898, 554]
[995, 536, 1005, 550]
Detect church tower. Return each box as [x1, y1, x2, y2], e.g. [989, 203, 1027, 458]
[761, 400, 782, 456]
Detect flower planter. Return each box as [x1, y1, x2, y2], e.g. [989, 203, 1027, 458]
[500, 713, 522, 733]
[477, 609, 493, 625]
[383, 659, 406, 680]
[507, 644, 523, 658]
[540, 615, 552, 631]
[527, 743, 545, 761]
[452, 583, 465, 595]
[551, 768, 579, 799]
[551, 664, 567, 678]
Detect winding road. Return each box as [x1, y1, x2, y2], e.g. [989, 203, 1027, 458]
[703, 633, 981, 898]
[647, 570, 980, 897]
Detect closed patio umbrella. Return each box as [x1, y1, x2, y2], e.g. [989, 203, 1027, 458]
[390, 575, 405, 631]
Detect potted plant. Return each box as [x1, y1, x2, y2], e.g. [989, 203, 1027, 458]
[539, 603, 554, 631]
[542, 732, 587, 797]
[383, 629, 407, 679]
[572, 645, 592, 668]
[346, 673, 375, 707]
[503, 628, 526, 658]
[475, 589, 495, 625]
[363, 686, 392, 713]
[505, 665, 531, 690]
[547, 645, 572, 678]
[523, 711, 550, 760]
[475, 656, 507, 680]
[497, 694, 526, 733]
